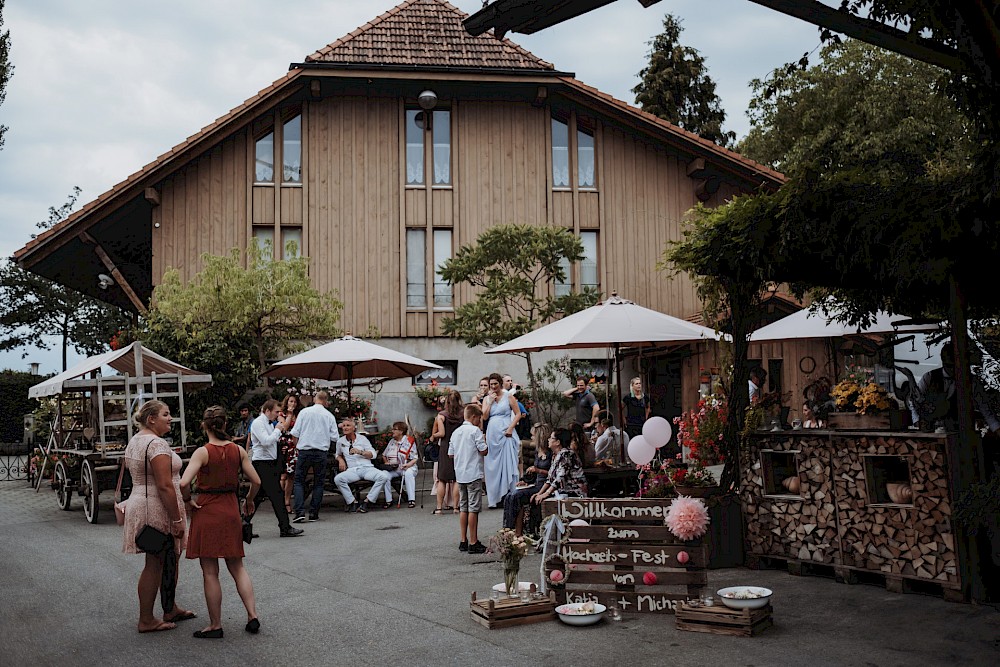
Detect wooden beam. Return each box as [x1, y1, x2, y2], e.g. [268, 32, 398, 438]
[310, 79, 321, 98]
[144, 187, 160, 207]
[79, 231, 149, 314]
[686, 158, 706, 177]
[746, 0, 966, 74]
[533, 85, 548, 107]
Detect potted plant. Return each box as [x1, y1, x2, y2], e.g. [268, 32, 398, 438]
[413, 381, 450, 411]
[674, 394, 727, 483]
[670, 465, 719, 497]
[828, 366, 895, 429]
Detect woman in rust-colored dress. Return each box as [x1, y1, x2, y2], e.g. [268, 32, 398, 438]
[431, 390, 463, 514]
[278, 393, 301, 512]
[180, 406, 262, 639]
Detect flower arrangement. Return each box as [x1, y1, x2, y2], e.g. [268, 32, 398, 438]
[637, 459, 677, 498]
[329, 392, 372, 420]
[413, 382, 450, 410]
[831, 366, 891, 415]
[489, 527, 532, 595]
[665, 496, 711, 541]
[671, 465, 717, 488]
[673, 394, 727, 466]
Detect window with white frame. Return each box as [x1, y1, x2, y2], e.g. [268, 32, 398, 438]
[282, 115, 302, 184]
[551, 117, 570, 188]
[255, 132, 274, 183]
[252, 227, 275, 261]
[580, 231, 599, 292]
[415, 361, 458, 386]
[405, 110, 425, 186]
[577, 126, 595, 189]
[406, 229, 426, 308]
[433, 229, 453, 307]
[555, 256, 571, 298]
[281, 227, 302, 260]
[432, 110, 451, 186]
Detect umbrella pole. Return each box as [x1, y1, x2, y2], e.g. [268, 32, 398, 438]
[615, 343, 625, 463]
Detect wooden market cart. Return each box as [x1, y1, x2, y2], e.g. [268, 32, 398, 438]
[29, 342, 211, 523]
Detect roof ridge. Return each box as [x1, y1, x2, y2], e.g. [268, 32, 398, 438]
[304, 0, 553, 70]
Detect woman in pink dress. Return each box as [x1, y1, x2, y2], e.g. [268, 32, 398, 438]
[121, 400, 196, 633]
[180, 405, 262, 638]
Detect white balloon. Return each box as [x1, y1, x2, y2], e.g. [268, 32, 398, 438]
[627, 436, 656, 465]
[642, 416, 673, 449]
[568, 519, 590, 543]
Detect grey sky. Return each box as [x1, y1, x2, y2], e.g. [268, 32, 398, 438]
[0, 0, 820, 373]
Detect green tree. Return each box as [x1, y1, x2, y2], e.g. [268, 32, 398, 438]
[0, 0, 12, 151]
[740, 39, 972, 181]
[0, 189, 131, 370]
[438, 224, 600, 399]
[152, 241, 343, 377]
[632, 13, 735, 147]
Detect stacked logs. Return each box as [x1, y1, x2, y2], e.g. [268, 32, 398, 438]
[832, 434, 959, 585]
[741, 433, 839, 564]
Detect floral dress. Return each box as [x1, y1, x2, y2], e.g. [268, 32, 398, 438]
[279, 410, 298, 475]
[548, 448, 588, 498]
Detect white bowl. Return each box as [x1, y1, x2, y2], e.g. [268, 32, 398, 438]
[492, 581, 534, 595]
[716, 586, 773, 610]
[555, 602, 607, 626]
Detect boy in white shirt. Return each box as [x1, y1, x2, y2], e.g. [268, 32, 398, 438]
[381, 421, 419, 508]
[448, 403, 488, 554]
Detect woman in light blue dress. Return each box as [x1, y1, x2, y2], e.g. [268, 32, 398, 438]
[481, 373, 521, 508]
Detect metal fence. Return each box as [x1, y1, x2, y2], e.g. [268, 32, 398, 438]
[0, 442, 31, 482]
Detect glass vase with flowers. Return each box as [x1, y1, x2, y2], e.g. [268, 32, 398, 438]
[489, 528, 531, 596]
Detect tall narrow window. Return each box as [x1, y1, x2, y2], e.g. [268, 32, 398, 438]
[433, 229, 453, 307]
[432, 110, 451, 185]
[405, 110, 425, 185]
[281, 227, 302, 259]
[555, 256, 571, 298]
[406, 229, 426, 308]
[578, 127, 595, 189]
[551, 118, 570, 188]
[255, 132, 274, 183]
[580, 231, 599, 292]
[282, 115, 301, 184]
[252, 227, 275, 261]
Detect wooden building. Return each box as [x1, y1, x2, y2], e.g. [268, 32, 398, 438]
[13, 0, 782, 417]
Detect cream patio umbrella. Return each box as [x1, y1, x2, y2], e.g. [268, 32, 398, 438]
[262, 335, 441, 403]
[487, 294, 724, 456]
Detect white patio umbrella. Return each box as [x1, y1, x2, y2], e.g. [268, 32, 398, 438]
[262, 335, 441, 402]
[749, 305, 938, 342]
[486, 294, 724, 354]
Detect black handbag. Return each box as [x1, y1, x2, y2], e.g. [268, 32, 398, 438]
[135, 439, 173, 554]
[242, 514, 254, 545]
[424, 441, 440, 463]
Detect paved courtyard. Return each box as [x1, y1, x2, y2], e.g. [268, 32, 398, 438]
[1, 480, 998, 667]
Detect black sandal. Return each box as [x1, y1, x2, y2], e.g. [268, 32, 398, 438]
[408, 501, 416, 508]
[432, 508, 444, 515]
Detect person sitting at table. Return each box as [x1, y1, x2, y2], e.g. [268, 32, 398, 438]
[333, 419, 390, 513]
[594, 417, 630, 461]
[531, 428, 588, 509]
[381, 421, 419, 508]
[503, 423, 552, 537]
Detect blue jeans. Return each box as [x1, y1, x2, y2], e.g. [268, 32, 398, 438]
[293, 449, 328, 515]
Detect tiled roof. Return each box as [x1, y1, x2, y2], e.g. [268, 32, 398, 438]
[305, 0, 553, 70]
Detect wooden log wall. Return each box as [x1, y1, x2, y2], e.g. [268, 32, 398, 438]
[741, 431, 961, 590]
[542, 497, 707, 614]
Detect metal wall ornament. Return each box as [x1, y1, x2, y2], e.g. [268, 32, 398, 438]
[799, 356, 817, 374]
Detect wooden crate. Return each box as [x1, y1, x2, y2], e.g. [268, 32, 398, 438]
[470, 590, 557, 629]
[675, 601, 773, 637]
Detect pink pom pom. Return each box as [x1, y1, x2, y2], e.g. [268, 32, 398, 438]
[550, 569, 564, 582]
[665, 496, 711, 541]
[677, 551, 690, 565]
[643, 571, 658, 585]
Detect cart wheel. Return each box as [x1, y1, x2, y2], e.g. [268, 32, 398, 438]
[81, 459, 100, 524]
[54, 460, 72, 511]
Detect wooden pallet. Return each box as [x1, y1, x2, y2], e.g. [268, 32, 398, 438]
[470, 590, 557, 629]
[675, 601, 773, 637]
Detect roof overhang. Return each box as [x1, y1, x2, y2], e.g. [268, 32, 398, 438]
[464, 0, 664, 38]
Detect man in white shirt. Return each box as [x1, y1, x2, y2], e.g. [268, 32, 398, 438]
[594, 417, 630, 462]
[333, 418, 391, 513]
[749, 367, 767, 404]
[290, 390, 340, 522]
[250, 399, 303, 537]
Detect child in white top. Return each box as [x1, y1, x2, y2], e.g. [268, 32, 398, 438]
[448, 403, 488, 553]
[381, 421, 419, 507]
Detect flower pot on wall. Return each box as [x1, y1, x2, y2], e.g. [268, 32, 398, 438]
[827, 411, 891, 430]
[705, 464, 725, 485]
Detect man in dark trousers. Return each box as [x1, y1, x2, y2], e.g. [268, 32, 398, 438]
[250, 399, 304, 537]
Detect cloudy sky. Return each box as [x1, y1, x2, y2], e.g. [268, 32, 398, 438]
[0, 0, 821, 373]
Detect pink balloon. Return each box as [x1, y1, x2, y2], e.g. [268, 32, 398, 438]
[677, 551, 689, 565]
[627, 436, 655, 465]
[550, 569, 564, 582]
[642, 416, 673, 449]
[643, 571, 658, 585]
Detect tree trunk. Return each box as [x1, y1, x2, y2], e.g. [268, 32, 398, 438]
[721, 284, 756, 493]
[61, 314, 70, 372]
[255, 331, 267, 388]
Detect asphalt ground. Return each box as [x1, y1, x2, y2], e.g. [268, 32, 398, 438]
[1, 481, 998, 667]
